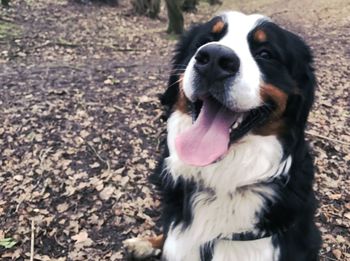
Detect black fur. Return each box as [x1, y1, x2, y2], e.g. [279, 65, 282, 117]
[200, 241, 215, 261]
[152, 15, 321, 261]
[150, 148, 196, 235]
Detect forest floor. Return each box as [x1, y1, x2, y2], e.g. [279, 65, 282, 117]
[0, 0, 349, 260]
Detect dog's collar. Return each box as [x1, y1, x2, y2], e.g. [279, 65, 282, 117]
[219, 230, 274, 241]
[200, 174, 293, 260]
[214, 223, 292, 242]
[198, 163, 292, 260]
[219, 174, 292, 242]
[200, 229, 285, 260]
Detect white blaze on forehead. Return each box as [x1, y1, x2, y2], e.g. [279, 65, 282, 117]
[218, 11, 267, 110]
[220, 11, 266, 57]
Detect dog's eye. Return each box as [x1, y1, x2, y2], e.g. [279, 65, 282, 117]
[256, 50, 273, 60]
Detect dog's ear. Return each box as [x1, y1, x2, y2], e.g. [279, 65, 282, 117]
[161, 17, 227, 112]
[160, 24, 204, 109]
[283, 31, 315, 129]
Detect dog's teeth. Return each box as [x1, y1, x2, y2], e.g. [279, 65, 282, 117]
[232, 122, 239, 129]
[230, 115, 244, 131]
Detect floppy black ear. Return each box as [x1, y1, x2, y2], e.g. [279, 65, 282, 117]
[161, 17, 227, 112]
[284, 32, 315, 129]
[160, 24, 205, 109]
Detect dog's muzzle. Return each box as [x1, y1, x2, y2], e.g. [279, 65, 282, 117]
[194, 44, 240, 90]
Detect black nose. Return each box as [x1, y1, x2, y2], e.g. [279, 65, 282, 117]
[194, 44, 240, 83]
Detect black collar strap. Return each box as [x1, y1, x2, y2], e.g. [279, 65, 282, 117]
[199, 230, 277, 261]
[216, 223, 293, 242]
[219, 230, 273, 242]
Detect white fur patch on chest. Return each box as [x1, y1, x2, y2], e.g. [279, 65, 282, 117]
[212, 238, 280, 261]
[162, 111, 290, 260]
[162, 191, 279, 261]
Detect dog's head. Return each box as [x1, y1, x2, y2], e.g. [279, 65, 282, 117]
[162, 11, 315, 167]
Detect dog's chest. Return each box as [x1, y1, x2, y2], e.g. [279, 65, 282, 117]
[162, 190, 279, 261]
[162, 112, 287, 260]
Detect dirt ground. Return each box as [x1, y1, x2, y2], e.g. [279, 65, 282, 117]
[0, 0, 349, 260]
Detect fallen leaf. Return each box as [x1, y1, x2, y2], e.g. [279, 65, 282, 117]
[56, 203, 69, 213]
[71, 230, 93, 248]
[332, 249, 342, 259]
[344, 212, 350, 220]
[99, 185, 115, 200]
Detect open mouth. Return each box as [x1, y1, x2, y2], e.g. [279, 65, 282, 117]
[175, 96, 272, 166]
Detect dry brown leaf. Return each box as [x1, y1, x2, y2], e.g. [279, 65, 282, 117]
[332, 249, 342, 259]
[56, 203, 69, 213]
[71, 230, 93, 248]
[99, 185, 115, 200]
[110, 252, 123, 261]
[344, 212, 350, 220]
[328, 193, 342, 200]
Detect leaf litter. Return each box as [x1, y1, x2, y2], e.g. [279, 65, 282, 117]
[0, 0, 349, 260]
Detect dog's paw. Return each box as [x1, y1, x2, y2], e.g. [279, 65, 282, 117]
[123, 238, 161, 259]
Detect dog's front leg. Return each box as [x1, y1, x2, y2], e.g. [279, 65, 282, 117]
[124, 234, 164, 259]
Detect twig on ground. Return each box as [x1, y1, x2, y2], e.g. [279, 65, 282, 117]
[95, 44, 147, 52]
[152, 110, 163, 124]
[56, 42, 80, 48]
[270, 10, 289, 17]
[34, 40, 146, 52]
[30, 219, 35, 261]
[15, 198, 24, 213]
[0, 17, 14, 23]
[306, 131, 350, 146]
[35, 41, 80, 49]
[86, 141, 111, 173]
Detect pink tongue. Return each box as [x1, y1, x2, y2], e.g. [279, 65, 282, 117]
[175, 97, 237, 166]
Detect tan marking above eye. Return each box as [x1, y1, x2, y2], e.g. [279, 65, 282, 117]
[254, 29, 267, 42]
[212, 20, 225, 34]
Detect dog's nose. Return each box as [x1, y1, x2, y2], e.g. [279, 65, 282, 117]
[194, 44, 240, 83]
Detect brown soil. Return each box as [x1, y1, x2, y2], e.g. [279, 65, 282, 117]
[0, 0, 349, 260]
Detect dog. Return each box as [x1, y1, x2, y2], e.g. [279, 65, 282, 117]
[124, 11, 321, 261]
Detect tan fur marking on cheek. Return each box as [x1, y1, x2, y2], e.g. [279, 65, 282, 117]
[254, 120, 286, 136]
[175, 74, 190, 113]
[212, 20, 225, 34]
[261, 84, 288, 117]
[254, 29, 267, 42]
[255, 84, 288, 136]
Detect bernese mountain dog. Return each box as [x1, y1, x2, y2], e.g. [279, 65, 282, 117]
[124, 11, 321, 261]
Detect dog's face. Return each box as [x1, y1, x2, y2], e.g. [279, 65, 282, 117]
[183, 13, 263, 112]
[163, 11, 315, 167]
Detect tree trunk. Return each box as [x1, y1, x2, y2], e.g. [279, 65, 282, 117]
[165, 0, 185, 35]
[182, 0, 198, 12]
[1, 0, 10, 7]
[209, 0, 222, 5]
[132, 0, 160, 19]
